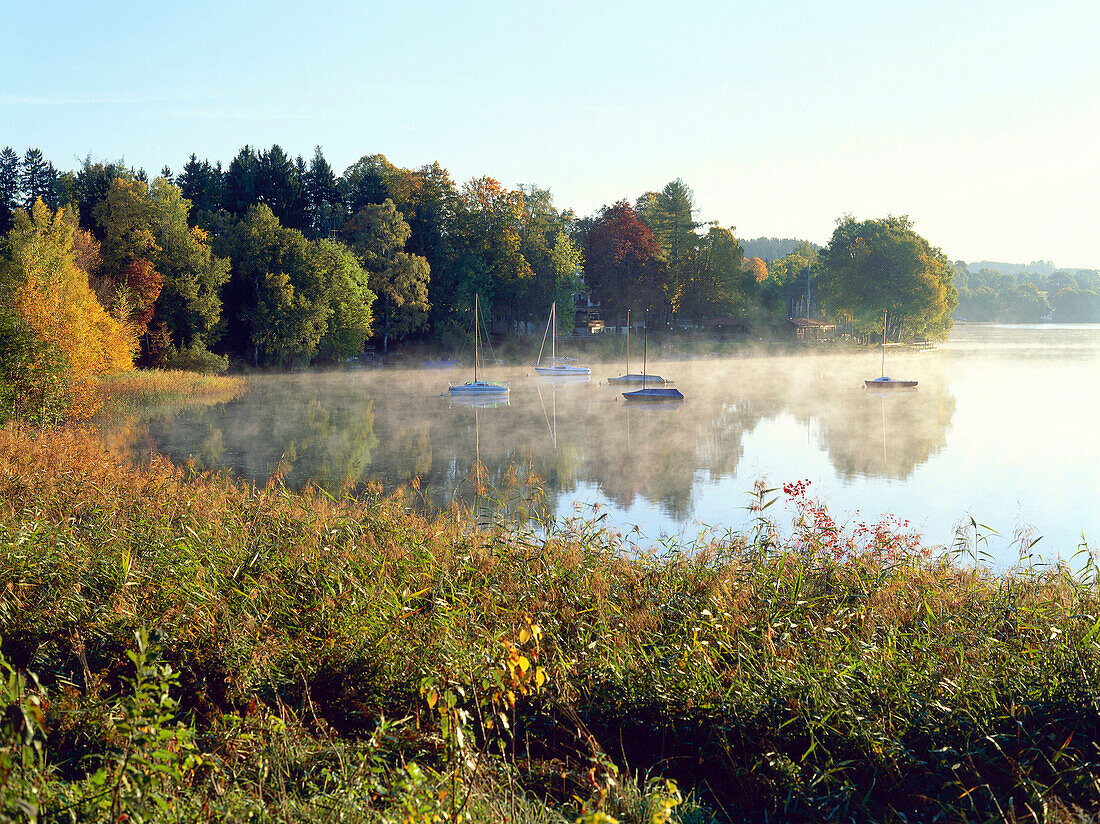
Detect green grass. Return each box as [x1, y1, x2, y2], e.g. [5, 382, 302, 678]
[1, 423, 1099, 822]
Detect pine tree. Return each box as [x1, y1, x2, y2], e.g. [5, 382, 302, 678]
[224, 146, 259, 217]
[177, 155, 223, 228]
[304, 146, 341, 239]
[20, 148, 51, 209]
[0, 147, 20, 234]
[43, 163, 59, 210]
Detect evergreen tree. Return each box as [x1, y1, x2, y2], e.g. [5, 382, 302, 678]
[176, 155, 223, 229]
[304, 146, 342, 239]
[43, 163, 59, 210]
[636, 179, 701, 317]
[20, 149, 52, 209]
[223, 146, 259, 217]
[73, 158, 128, 236]
[0, 147, 19, 235]
[256, 144, 307, 231]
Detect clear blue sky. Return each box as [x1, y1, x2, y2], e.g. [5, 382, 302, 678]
[4, 0, 1099, 267]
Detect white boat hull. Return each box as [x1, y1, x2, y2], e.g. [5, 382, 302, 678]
[534, 364, 591, 376]
[449, 381, 509, 397]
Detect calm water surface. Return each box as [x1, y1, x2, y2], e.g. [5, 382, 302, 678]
[99, 324, 1100, 566]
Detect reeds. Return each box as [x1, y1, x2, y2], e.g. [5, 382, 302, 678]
[94, 369, 246, 414]
[1, 424, 1099, 822]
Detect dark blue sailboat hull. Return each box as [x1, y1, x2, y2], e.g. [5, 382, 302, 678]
[622, 387, 684, 401]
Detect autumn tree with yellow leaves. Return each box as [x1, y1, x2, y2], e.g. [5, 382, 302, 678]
[0, 199, 137, 423]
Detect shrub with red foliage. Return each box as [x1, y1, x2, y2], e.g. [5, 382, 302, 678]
[783, 478, 924, 564]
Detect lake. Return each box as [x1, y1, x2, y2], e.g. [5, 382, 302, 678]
[97, 324, 1100, 567]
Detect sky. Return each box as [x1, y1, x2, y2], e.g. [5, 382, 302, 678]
[4, 0, 1100, 268]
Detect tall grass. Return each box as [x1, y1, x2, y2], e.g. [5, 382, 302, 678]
[94, 369, 246, 415]
[1, 424, 1099, 821]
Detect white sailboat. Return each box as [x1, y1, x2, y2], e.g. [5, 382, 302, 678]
[865, 309, 917, 389]
[607, 309, 667, 385]
[449, 295, 509, 401]
[534, 302, 590, 377]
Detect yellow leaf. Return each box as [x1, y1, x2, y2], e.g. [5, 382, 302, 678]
[426, 691, 438, 709]
[535, 667, 546, 688]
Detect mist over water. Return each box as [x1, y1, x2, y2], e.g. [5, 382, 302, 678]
[97, 324, 1100, 567]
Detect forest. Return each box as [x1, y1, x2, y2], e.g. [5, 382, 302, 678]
[953, 263, 1100, 322]
[2, 143, 964, 423]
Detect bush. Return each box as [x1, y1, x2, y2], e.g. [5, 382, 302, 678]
[167, 341, 228, 374]
[0, 305, 72, 426]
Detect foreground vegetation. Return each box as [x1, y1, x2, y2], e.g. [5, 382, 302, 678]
[2, 422, 1100, 822]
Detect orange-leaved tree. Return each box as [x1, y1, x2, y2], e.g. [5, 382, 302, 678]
[0, 199, 137, 423]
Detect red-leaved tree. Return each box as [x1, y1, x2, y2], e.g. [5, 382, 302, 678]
[583, 200, 667, 325]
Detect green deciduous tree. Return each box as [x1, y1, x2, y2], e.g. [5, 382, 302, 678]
[226, 204, 332, 365]
[515, 186, 580, 328]
[452, 177, 531, 330]
[819, 215, 957, 341]
[671, 225, 745, 321]
[93, 178, 164, 339]
[146, 178, 231, 348]
[314, 239, 375, 361]
[343, 200, 429, 352]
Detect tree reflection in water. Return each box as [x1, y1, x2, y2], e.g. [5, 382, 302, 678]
[92, 354, 956, 527]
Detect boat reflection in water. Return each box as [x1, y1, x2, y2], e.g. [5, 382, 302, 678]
[447, 395, 510, 409]
[622, 390, 683, 408]
[536, 372, 591, 387]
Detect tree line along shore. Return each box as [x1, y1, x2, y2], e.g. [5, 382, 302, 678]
[3, 143, 964, 426]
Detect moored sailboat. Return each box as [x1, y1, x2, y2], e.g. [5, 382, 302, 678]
[449, 295, 509, 400]
[608, 309, 667, 385]
[865, 309, 917, 389]
[622, 317, 683, 402]
[534, 303, 591, 377]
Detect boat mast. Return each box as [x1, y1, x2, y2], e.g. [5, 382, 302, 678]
[625, 308, 630, 376]
[642, 310, 648, 390]
[551, 302, 556, 362]
[881, 308, 888, 377]
[474, 294, 480, 383]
